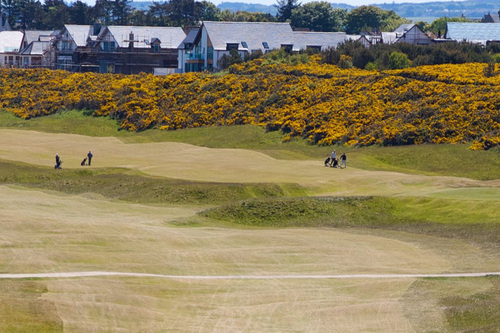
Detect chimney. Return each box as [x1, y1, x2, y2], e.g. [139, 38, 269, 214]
[129, 32, 134, 48]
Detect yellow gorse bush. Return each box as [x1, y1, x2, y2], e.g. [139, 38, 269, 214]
[0, 59, 499, 150]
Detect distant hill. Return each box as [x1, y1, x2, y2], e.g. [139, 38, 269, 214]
[217, 2, 277, 15]
[129, 1, 499, 22]
[377, 0, 499, 22]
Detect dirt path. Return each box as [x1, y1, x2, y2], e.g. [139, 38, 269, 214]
[1, 271, 499, 279]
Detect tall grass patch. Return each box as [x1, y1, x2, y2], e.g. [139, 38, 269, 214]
[0, 281, 62, 332]
[402, 277, 500, 332]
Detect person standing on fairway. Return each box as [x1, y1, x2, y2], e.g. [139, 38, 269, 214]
[330, 150, 337, 167]
[340, 153, 347, 168]
[55, 153, 62, 169]
[87, 151, 93, 166]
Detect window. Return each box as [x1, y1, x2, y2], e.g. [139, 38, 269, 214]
[281, 44, 293, 53]
[241, 41, 248, 48]
[103, 41, 115, 52]
[226, 43, 238, 51]
[154, 44, 159, 53]
[262, 41, 269, 49]
[207, 47, 213, 61]
[306, 45, 321, 53]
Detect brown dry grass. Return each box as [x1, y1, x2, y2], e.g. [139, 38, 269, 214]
[1, 129, 499, 332]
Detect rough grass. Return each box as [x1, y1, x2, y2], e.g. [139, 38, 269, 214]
[0, 159, 305, 205]
[2, 109, 499, 180]
[201, 196, 500, 253]
[402, 276, 500, 333]
[442, 276, 500, 332]
[0, 280, 63, 332]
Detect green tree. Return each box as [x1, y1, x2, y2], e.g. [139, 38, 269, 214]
[127, 8, 151, 25]
[344, 5, 383, 34]
[69, 0, 91, 24]
[92, 0, 113, 24]
[290, 2, 345, 32]
[196, 0, 220, 21]
[1, 0, 21, 27]
[428, 16, 472, 36]
[148, 2, 169, 25]
[389, 51, 411, 69]
[18, 0, 44, 29]
[380, 9, 410, 32]
[111, 0, 131, 25]
[275, 0, 299, 22]
[42, 0, 70, 29]
[168, 0, 197, 27]
[217, 48, 243, 70]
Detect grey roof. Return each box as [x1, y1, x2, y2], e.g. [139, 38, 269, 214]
[291, 32, 355, 51]
[181, 28, 199, 47]
[394, 24, 415, 34]
[0, 31, 24, 52]
[446, 22, 500, 42]
[203, 21, 293, 51]
[20, 41, 50, 55]
[103, 26, 186, 48]
[64, 25, 93, 46]
[23, 30, 54, 44]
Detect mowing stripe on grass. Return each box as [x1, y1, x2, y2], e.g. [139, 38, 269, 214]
[1, 271, 499, 280]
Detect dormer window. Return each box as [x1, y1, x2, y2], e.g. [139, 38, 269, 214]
[226, 43, 238, 51]
[306, 45, 321, 53]
[281, 44, 293, 53]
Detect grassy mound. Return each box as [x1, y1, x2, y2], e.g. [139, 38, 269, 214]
[202, 196, 500, 252]
[0, 159, 305, 205]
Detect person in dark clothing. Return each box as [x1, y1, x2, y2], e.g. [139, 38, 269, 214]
[87, 151, 93, 166]
[340, 153, 347, 168]
[55, 153, 62, 169]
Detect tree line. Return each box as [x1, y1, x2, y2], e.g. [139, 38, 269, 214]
[0, 0, 466, 35]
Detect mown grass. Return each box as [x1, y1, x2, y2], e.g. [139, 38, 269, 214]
[1, 109, 499, 180]
[0, 159, 306, 205]
[0, 280, 62, 332]
[201, 196, 500, 252]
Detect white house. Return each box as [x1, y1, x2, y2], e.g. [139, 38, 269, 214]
[179, 21, 359, 73]
[0, 31, 23, 67]
[19, 30, 54, 68]
[393, 24, 432, 45]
